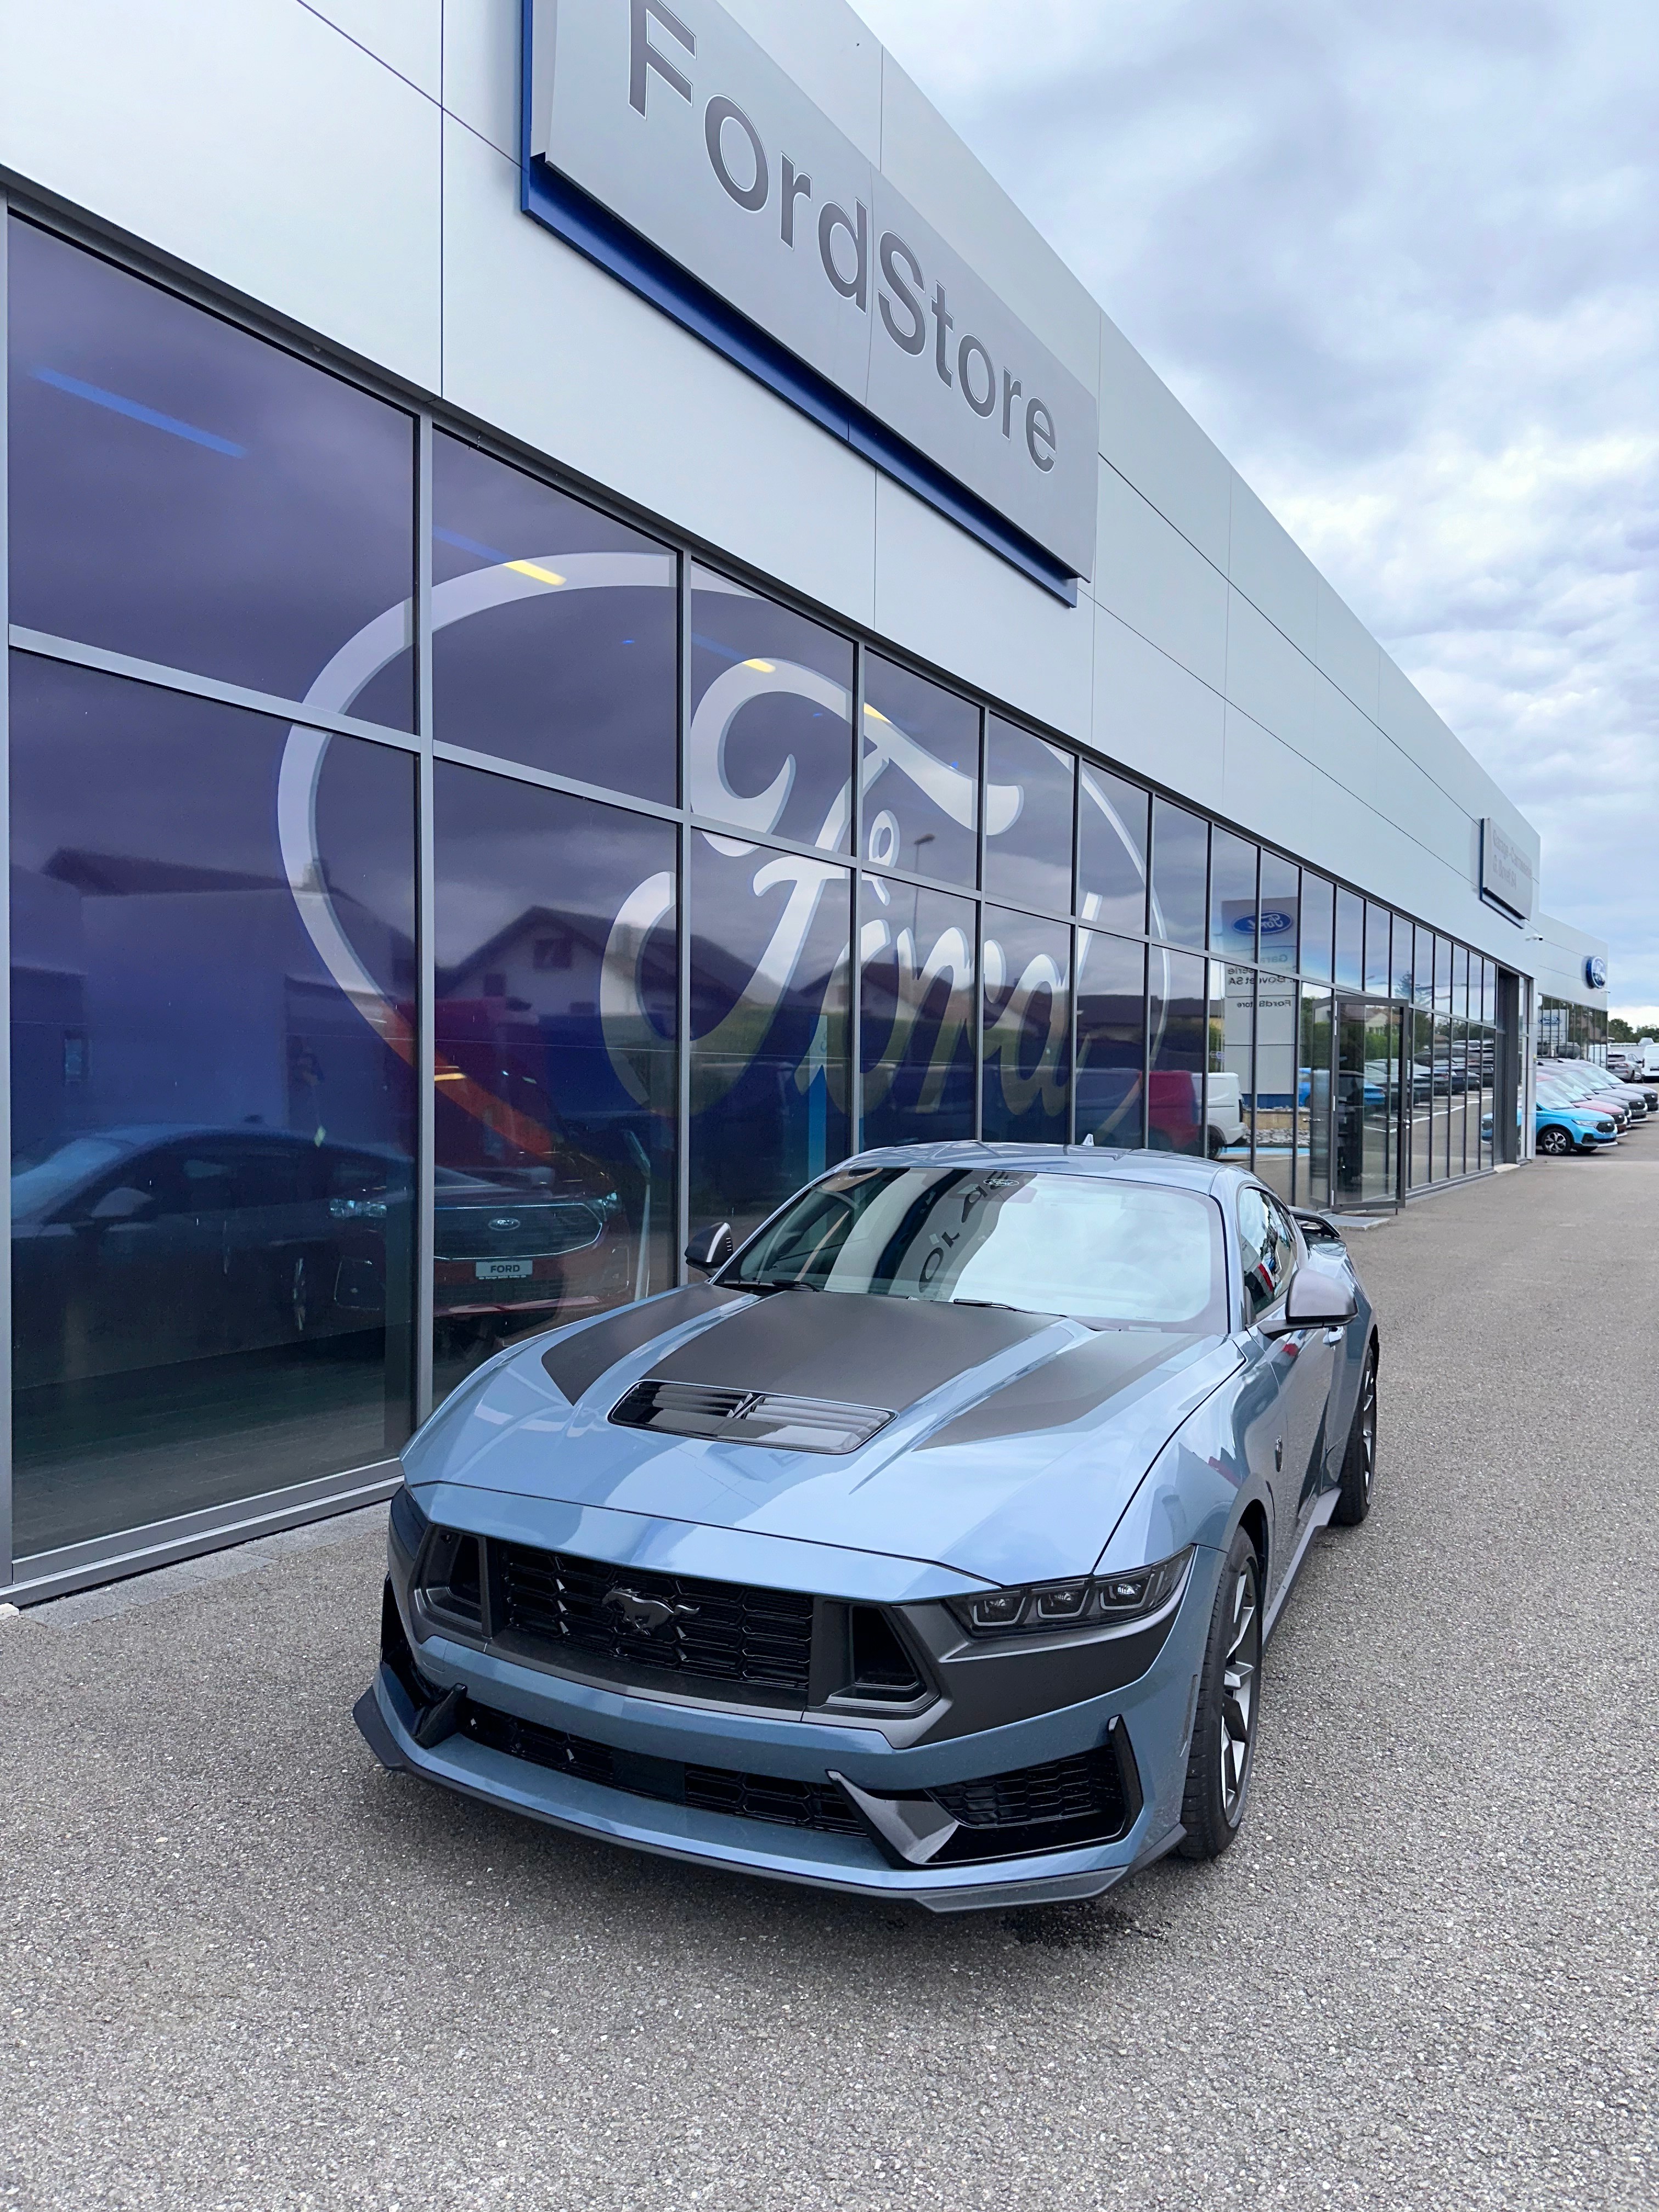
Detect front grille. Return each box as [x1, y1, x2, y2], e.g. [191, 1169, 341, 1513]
[435, 1201, 603, 1261]
[494, 1541, 816, 1699]
[610, 1379, 892, 1455]
[458, 1699, 864, 1836]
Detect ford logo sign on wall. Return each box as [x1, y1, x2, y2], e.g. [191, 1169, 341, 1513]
[1586, 956, 1607, 991]
[1260, 909, 1295, 935]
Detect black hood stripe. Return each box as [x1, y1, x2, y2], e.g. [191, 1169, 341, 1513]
[917, 1329, 1209, 1449]
[644, 1291, 1054, 1413]
[540, 1283, 747, 1404]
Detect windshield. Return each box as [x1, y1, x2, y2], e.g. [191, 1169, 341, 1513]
[727, 1166, 1227, 1330]
[11, 1135, 132, 1220]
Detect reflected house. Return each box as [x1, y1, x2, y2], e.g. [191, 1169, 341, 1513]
[19, 847, 415, 1153]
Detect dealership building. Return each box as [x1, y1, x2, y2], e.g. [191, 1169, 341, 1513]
[0, 0, 1600, 1600]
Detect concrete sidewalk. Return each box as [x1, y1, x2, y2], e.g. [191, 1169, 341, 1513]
[2, 1151, 1655, 2210]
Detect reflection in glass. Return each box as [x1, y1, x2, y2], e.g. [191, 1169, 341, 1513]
[1410, 1008, 1435, 1188]
[1078, 769, 1148, 937]
[690, 568, 854, 852]
[1335, 889, 1364, 991]
[983, 909, 1070, 1144]
[1434, 936, 1453, 1015]
[1254, 967, 1297, 1201]
[861, 656, 979, 888]
[1364, 902, 1391, 996]
[8, 220, 416, 725]
[689, 838, 850, 1243]
[1209, 830, 1258, 963]
[1297, 988, 1333, 1206]
[983, 720, 1074, 916]
[1336, 1000, 1398, 1206]
[1208, 959, 1253, 1164]
[1391, 915, 1414, 1002]
[1150, 800, 1207, 951]
[1434, 1011, 1453, 1177]
[431, 764, 676, 1402]
[1454, 943, 1470, 1023]
[860, 878, 976, 1150]
[9, 655, 416, 1556]
[1148, 947, 1206, 1154]
[1481, 960, 1497, 1026]
[1075, 933, 1146, 1148]
[431, 433, 676, 801]
[1453, 1015, 1470, 1175]
[1258, 853, 1299, 973]
[1301, 873, 1334, 984]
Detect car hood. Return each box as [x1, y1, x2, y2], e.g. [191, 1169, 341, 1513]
[404, 1285, 1241, 1586]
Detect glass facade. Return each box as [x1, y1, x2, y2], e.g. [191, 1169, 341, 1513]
[1, 214, 1523, 1585]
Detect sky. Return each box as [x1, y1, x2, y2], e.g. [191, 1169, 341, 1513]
[854, 0, 1659, 1015]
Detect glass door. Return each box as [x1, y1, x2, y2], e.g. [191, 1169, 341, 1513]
[1336, 1000, 1402, 1208]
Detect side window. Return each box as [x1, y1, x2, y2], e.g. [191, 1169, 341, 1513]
[1263, 1195, 1299, 1287]
[1238, 1186, 1290, 1323]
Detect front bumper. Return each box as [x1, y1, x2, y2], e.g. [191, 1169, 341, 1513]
[358, 1555, 1212, 1912]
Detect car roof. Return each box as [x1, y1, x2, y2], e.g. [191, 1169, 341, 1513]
[836, 1139, 1244, 1200]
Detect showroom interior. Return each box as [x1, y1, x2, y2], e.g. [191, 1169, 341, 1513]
[0, 0, 1577, 1602]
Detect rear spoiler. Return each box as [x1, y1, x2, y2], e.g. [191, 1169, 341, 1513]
[1291, 1207, 1347, 1249]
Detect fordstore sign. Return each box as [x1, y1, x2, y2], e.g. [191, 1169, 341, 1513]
[522, 0, 1099, 592]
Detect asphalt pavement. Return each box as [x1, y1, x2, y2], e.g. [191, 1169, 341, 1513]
[3, 1150, 1656, 2210]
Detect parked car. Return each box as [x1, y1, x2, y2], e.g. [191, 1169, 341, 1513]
[11, 1124, 631, 1390]
[359, 1144, 1378, 1912]
[1571, 1065, 1658, 1115]
[1536, 1072, 1637, 1129]
[1534, 1102, 1618, 1156]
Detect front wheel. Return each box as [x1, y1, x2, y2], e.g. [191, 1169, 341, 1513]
[1331, 1342, 1377, 1526]
[1178, 1528, 1262, 1860]
[1537, 1124, 1572, 1156]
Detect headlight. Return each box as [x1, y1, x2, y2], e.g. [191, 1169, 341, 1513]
[950, 1548, 1193, 1639]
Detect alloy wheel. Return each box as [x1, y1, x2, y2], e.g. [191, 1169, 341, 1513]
[1357, 1357, 1377, 1505]
[1218, 1556, 1260, 1825]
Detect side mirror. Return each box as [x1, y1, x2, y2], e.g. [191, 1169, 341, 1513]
[85, 1185, 155, 1225]
[1262, 1264, 1358, 1335]
[684, 1221, 734, 1276]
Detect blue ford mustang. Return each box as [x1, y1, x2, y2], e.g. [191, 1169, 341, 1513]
[357, 1144, 1378, 1912]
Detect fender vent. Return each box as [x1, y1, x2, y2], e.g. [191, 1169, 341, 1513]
[610, 1379, 892, 1455]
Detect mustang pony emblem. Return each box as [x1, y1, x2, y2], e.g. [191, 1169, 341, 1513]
[602, 1586, 698, 1636]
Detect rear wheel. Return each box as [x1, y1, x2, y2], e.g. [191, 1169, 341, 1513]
[1537, 1124, 1572, 1156]
[1331, 1343, 1377, 1526]
[1178, 1527, 1261, 1860]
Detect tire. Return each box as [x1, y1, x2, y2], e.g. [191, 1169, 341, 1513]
[1537, 1125, 1571, 1156]
[1331, 1341, 1377, 1527]
[1178, 1527, 1262, 1861]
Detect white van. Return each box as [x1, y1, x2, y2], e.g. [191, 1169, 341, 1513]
[1639, 1043, 1659, 1080]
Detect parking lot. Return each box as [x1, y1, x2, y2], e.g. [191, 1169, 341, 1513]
[3, 1150, 1655, 2211]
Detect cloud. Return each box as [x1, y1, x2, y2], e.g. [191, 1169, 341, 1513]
[856, 0, 1659, 998]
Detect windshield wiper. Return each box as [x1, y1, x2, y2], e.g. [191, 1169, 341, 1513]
[949, 1296, 1062, 1317]
[739, 1276, 822, 1293]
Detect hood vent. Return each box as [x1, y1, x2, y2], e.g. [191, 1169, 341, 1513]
[610, 1378, 893, 1456]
